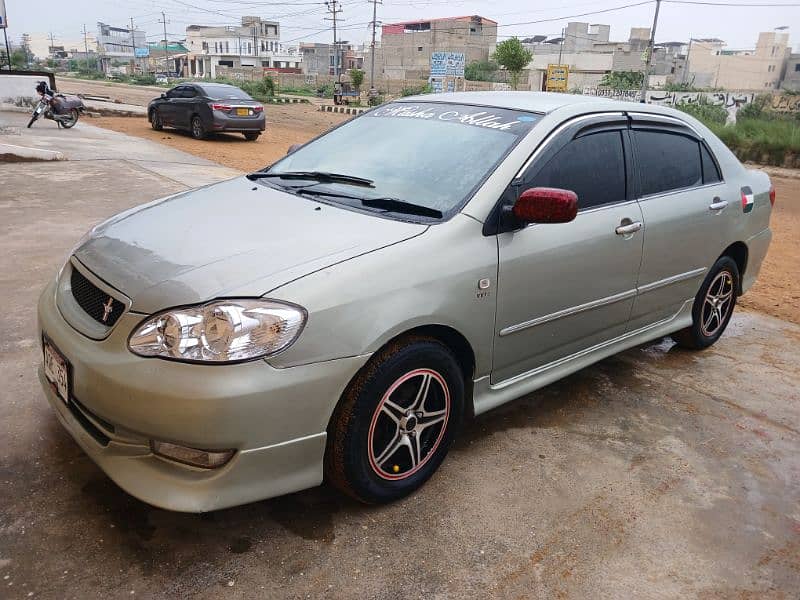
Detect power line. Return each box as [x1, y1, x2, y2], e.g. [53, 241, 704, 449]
[664, 0, 800, 4]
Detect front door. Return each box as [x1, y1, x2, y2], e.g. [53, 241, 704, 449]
[492, 120, 643, 384]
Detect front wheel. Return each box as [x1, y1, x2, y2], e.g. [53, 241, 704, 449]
[190, 115, 206, 140]
[150, 109, 163, 131]
[326, 337, 464, 504]
[673, 256, 739, 350]
[27, 113, 39, 128]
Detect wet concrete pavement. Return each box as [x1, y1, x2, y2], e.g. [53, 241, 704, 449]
[1, 127, 799, 599]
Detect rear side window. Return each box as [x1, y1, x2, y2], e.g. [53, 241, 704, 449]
[634, 130, 702, 196]
[701, 143, 722, 184]
[526, 131, 626, 210]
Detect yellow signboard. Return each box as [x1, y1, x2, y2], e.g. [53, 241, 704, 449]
[546, 64, 569, 92]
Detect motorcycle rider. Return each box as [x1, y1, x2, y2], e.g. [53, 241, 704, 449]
[35, 80, 62, 113]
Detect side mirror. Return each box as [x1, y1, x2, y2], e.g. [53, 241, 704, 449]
[160, 93, 167, 99]
[287, 143, 302, 155]
[512, 187, 578, 224]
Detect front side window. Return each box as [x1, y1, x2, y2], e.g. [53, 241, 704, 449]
[525, 131, 627, 210]
[265, 102, 542, 219]
[634, 130, 702, 196]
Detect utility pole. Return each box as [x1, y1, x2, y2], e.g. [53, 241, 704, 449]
[159, 12, 170, 76]
[639, 0, 661, 102]
[558, 26, 565, 65]
[82, 24, 94, 71]
[368, 0, 381, 96]
[129, 17, 137, 75]
[325, 1, 342, 78]
[48, 32, 55, 59]
[682, 37, 693, 86]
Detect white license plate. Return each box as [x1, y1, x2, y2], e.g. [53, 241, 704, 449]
[43, 338, 70, 404]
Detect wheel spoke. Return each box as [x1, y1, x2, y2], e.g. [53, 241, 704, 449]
[381, 398, 406, 424]
[418, 409, 447, 432]
[401, 433, 420, 468]
[374, 430, 403, 466]
[411, 373, 432, 412]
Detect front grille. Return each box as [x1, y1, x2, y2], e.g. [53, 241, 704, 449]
[70, 267, 125, 327]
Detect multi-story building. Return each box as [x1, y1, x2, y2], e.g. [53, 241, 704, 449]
[686, 31, 790, 90]
[378, 15, 497, 80]
[782, 53, 800, 91]
[96, 22, 147, 73]
[185, 16, 301, 78]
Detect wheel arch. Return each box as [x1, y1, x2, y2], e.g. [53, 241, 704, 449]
[719, 241, 748, 295]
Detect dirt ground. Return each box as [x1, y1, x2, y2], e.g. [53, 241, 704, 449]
[90, 109, 800, 326]
[91, 105, 347, 172]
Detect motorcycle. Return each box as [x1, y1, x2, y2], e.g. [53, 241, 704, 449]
[27, 83, 86, 129]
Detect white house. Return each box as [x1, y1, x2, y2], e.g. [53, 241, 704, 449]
[185, 16, 301, 78]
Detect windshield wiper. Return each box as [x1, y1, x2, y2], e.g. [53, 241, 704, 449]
[246, 170, 374, 187]
[291, 188, 443, 219]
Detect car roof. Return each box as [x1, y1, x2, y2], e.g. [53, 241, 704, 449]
[397, 91, 677, 116]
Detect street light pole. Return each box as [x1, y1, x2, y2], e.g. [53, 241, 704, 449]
[369, 0, 381, 94]
[639, 0, 661, 102]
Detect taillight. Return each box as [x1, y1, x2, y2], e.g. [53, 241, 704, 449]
[253, 105, 263, 113]
[769, 185, 776, 207]
[210, 103, 231, 111]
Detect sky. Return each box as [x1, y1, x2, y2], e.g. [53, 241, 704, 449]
[3, 0, 799, 53]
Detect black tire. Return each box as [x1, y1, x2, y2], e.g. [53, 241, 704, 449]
[243, 132, 260, 141]
[673, 256, 739, 350]
[190, 115, 206, 140]
[150, 109, 163, 131]
[61, 109, 79, 129]
[326, 336, 464, 504]
[27, 114, 38, 128]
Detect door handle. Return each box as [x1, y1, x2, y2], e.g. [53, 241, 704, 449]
[615, 221, 643, 235]
[709, 198, 728, 211]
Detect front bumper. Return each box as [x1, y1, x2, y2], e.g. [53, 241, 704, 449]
[37, 279, 370, 512]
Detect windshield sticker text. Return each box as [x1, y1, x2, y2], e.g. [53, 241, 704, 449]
[373, 104, 529, 131]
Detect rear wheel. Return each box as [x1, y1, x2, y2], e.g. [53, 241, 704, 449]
[673, 256, 739, 350]
[326, 336, 464, 504]
[61, 109, 79, 129]
[243, 132, 260, 141]
[190, 115, 206, 140]
[150, 109, 163, 131]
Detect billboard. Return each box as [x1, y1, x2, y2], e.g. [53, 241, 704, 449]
[546, 64, 569, 92]
[134, 47, 150, 58]
[430, 52, 465, 77]
[0, 0, 7, 29]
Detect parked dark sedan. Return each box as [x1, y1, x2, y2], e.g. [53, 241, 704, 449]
[148, 83, 265, 141]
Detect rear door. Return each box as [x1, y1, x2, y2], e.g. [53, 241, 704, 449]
[627, 116, 733, 331]
[492, 115, 644, 383]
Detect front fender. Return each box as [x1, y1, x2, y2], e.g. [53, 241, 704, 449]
[266, 214, 499, 378]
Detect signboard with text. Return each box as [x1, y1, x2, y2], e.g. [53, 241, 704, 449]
[0, 0, 8, 29]
[546, 64, 569, 92]
[134, 47, 150, 58]
[430, 52, 465, 77]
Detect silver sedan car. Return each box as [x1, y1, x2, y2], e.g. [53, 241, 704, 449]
[38, 92, 774, 511]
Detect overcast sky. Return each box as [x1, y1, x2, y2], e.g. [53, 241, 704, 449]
[4, 0, 799, 52]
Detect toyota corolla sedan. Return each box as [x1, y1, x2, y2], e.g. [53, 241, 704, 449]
[148, 82, 265, 140]
[39, 92, 774, 512]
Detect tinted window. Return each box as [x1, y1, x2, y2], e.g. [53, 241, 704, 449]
[634, 130, 702, 196]
[701, 143, 722, 184]
[199, 85, 252, 100]
[179, 87, 196, 98]
[166, 88, 181, 98]
[526, 131, 626, 210]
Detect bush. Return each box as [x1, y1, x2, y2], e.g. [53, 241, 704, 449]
[400, 84, 432, 97]
[675, 101, 728, 126]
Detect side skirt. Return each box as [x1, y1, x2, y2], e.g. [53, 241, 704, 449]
[472, 298, 694, 416]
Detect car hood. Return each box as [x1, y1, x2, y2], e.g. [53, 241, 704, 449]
[74, 177, 427, 314]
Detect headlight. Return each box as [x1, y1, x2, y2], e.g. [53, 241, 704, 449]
[128, 299, 306, 363]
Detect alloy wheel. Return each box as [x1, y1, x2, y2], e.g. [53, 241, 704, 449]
[367, 369, 450, 480]
[700, 270, 734, 337]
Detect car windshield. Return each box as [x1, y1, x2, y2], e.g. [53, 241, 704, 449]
[199, 85, 252, 100]
[265, 102, 542, 218]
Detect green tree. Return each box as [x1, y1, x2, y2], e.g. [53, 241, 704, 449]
[599, 70, 644, 90]
[465, 60, 499, 82]
[349, 68, 365, 91]
[492, 38, 532, 90]
[11, 50, 26, 68]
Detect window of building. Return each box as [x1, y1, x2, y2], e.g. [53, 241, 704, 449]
[202, 41, 208, 51]
[525, 131, 626, 210]
[633, 130, 702, 196]
[417, 46, 423, 51]
[225, 41, 229, 53]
